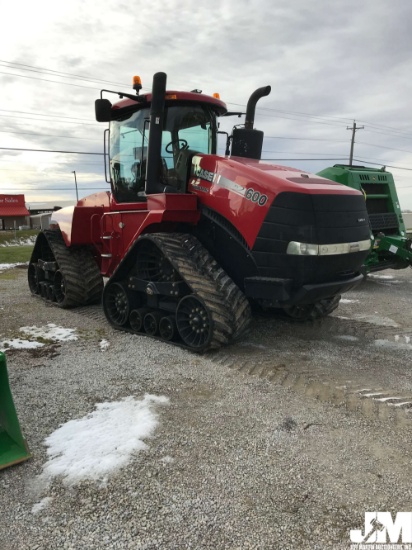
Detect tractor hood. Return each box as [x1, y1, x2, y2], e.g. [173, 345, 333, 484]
[188, 154, 367, 249]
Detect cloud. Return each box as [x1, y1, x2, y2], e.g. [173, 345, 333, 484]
[1, 0, 412, 207]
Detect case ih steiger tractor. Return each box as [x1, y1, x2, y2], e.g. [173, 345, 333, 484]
[28, 72, 372, 352]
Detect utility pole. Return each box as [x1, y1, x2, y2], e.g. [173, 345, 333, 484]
[72, 170, 79, 202]
[347, 120, 364, 166]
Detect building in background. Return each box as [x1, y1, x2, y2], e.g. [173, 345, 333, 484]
[0, 195, 62, 230]
[0, 194, 30, 230]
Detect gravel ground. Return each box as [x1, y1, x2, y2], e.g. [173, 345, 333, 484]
[1, 266, 412, 549]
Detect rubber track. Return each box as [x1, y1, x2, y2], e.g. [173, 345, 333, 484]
[36, 230, 103, 308]
[140, 233, 252, 350]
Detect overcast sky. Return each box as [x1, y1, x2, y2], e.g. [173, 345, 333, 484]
[1, 0, 412, 209]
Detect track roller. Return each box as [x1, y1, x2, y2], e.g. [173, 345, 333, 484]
[159, 316, 177, 341]
[129, 308, 150, 332]
[143, 311, 162, 336]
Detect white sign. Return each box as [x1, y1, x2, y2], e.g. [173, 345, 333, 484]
[350, 512, 412, 548]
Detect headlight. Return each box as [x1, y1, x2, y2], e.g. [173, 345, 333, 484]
[286, 242, 318, 256]
[286, 239, 371, 256]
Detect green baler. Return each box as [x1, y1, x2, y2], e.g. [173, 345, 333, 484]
[317, 164, 412, 273]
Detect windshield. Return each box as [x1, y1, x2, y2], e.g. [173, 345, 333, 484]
[110, 104, 216, 202]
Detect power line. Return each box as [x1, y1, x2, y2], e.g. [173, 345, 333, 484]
[0, 114, 99, 126]
[264, 136, 347, 142]
[0, 130, 101, 141]
[0, 108, 93, 123]
[0, 60, 131, 88]
[0, 70, 101, 91]
[1, 187, 108, 191]
[2, 59, 412, 142]
[0, 147, 103, 155]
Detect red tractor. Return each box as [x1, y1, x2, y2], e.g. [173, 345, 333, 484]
[28, 72, 371, 351]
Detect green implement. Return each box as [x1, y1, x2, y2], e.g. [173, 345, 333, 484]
[0, 351, 31, 470]
[317, 164, 412, 273]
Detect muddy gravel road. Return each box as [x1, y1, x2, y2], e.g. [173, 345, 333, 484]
[0, 266, 411, 549]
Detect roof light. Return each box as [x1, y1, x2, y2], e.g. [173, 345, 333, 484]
[213, 93, 220, 99]
[133, 75, 142, 95]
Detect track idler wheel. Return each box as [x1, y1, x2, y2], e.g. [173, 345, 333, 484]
[143, 311, 162, 336]
[159, 316, 177, 341]
[176, 295, 212, 350]
[103, 282, 130, 327]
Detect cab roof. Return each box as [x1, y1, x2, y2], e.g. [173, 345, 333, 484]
[112, 90, 228, 116]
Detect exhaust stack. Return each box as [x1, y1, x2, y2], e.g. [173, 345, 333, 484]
[245, 85, 271, 130]
[231, 85, 271, 160]
[145, 72, 167, 195]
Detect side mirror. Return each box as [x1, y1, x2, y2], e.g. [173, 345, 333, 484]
[95, 99, 112, 122]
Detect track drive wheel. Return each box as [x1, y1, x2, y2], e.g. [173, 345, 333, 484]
[103, 282, 130, 327]
[176, 295, 213, 350]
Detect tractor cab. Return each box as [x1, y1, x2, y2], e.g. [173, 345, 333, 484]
[97, 80, 227, 203]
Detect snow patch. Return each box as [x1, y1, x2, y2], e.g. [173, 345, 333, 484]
[368, 274, 394, 280]
[32, 496, 53, 515]
[20, 323, 77, 342]
[1, 324, 77, 351]
[340, 299, 360, 304]
[335, 335, 359, 342]
[367, 274, 402, 285]
[99, 339, 110, 351]
[0, 263, 26, 272]
[394, 335, 411, 344]
[38, 394, 169, 487]
[374, 339, 412, 351]
[239, 342, 268, 350]
[337, 314, 399, 327]
[0, 236, 36, 247]
[0, 338, 44, 351]
[352, 314, 399, 327]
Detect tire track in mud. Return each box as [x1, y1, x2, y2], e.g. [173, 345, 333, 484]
[209, 311, 412, 427]
[209, 345, 412, 427]
[71, 304, 412, 426]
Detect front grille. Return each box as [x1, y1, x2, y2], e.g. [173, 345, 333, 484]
[252, 192, 370, 285]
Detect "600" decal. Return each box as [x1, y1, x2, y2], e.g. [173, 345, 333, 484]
[245, 188, 268, 206]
